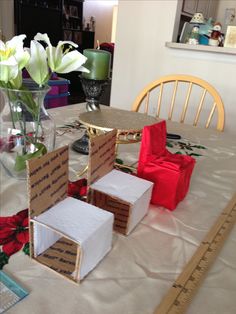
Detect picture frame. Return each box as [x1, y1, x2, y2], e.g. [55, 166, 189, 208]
[63, 30, 72, 41]
[73, 31, 82, 45]
[179, 22, 192, 43]
[69, 5, 78, 17]
[224, 26, 236, 48]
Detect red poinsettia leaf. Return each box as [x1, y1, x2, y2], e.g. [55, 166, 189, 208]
[0, 216, 18, 228]
[80, 186, 87, 196]
[3, 240, 23, 256]
[68, 179, 88, 197]
[22, 217, 29, 228]
[16, 209, 29, 223]
[16, 230, 29, 244]
[0, 229, 15, 244]
[0, 209, 28, 228]
[68, 182, 78, 196]
[10, 215, 23, 226]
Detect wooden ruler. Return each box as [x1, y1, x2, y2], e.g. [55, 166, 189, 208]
[155, 192, 236, 314]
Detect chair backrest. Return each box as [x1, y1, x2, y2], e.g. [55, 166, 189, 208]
[132, 74, 225, 131]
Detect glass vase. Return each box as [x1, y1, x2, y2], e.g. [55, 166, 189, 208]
[0, 79, 56, 180]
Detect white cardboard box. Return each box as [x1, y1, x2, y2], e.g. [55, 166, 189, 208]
[31, 197, 114, 281]
[90, 169, 153, 235]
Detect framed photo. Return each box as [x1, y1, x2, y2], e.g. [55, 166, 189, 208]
[69, 5, 78, 17]
[73, 31, 82, 45]
[179, 22, 192, 43]
[63, 30, 72, 41]
[224, 26, 236, 48]
[63, 5, 70, 16]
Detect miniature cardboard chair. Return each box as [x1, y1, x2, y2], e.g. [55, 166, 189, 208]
[137, 121, 196, 210]
[88, 129, 153, 235]
[27, 146, 114, 282]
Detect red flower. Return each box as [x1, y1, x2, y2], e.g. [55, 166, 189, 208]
[0, 209, 29, 256]
[0, 135, 15, 152]
[68, 178, 87, 199]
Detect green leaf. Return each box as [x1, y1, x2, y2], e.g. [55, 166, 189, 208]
[23, 243, 30, 256]
[189, 153, 202, 157]
[0, 251, 9, 269]
[192, 145, 206, 149]
[175, 151, 183, 155]
[115, 158, 124, 165]
[166, 142, 174, 148]
[14, 143, 47, 171]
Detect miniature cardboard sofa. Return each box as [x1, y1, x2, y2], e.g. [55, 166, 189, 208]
[87, 129, 153, 235]
[137, 121, 196, 210]
[27, 146, 114, 282]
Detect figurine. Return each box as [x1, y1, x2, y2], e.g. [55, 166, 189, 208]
[209, 22, 222, 46]
[187, 25, 200, 45]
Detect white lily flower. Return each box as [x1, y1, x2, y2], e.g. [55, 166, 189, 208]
[0, 35, 30, 85]
[34, 32, 89, 74]
[25, 40, 49, 86]
[0, 56, 18, 84]
[7, 35, 30, 70]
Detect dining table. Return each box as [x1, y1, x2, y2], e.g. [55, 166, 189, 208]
[0, 103, 236, 314]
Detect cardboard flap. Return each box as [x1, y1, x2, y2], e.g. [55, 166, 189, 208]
[27, 146, 69, 218]
[88, 129, 117, 185]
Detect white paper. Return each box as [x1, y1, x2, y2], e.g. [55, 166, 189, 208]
[91, 169, 153, 204]
[33, 197, 114, 279]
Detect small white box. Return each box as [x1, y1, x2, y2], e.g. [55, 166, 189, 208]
[31, 197, 114, 281]
[90, 169, 153, 235]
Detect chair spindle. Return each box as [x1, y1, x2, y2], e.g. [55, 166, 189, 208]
[180, 82, 192, 123]
[168, 80, 178, 120]
[194, 89, 207, 126]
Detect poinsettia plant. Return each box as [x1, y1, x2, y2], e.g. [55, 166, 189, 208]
[0, 33, 88, 172]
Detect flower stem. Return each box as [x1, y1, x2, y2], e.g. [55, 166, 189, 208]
[7, 89, 16, 129]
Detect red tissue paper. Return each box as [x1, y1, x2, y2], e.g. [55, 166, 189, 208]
[137, 121, 195, 210]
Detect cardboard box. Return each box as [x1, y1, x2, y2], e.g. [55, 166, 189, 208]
[44, 77, 70, 109]
[88, 130, 153, 235]
[27, 146, 114, 282]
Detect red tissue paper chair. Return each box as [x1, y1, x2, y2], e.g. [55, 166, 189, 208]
[137, 121, 195, 210]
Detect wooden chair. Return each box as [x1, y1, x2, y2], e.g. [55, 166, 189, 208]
[132, 74, 225, 131]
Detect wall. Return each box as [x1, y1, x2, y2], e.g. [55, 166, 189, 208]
[111, 0, 236, 135]
[216, 0, 236, 33]
[0, 0, 14, 40]
[83, 0, 118, 47]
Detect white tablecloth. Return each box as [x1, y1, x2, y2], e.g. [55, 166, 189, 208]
[1, 104, 236, 314]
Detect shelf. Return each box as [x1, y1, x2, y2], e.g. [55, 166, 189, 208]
[19, 2, 61, 11]
[165, 42, 236, 56]
[63, 28, 81, 31]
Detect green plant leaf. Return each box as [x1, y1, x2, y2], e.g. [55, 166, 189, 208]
[115, 158, 124, 165]
[23, 243, 30, 256]
[14, 143, 47, 171]
[166, 142, 173, 148]
[192, 145, 206, 149]
[189, 153, 202, 157]
[0, 251, 9, 269]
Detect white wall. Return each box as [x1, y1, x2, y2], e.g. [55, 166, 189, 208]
[111, 0, 236, 135]
[83, 0, 118, 47]
[0, 0, 14, 40]
[216, 0, 236, 33]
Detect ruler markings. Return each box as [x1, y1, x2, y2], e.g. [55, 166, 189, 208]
[155, 193, 236, 314]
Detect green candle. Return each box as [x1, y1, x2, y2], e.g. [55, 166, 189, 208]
[82, 49, 111, 80]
